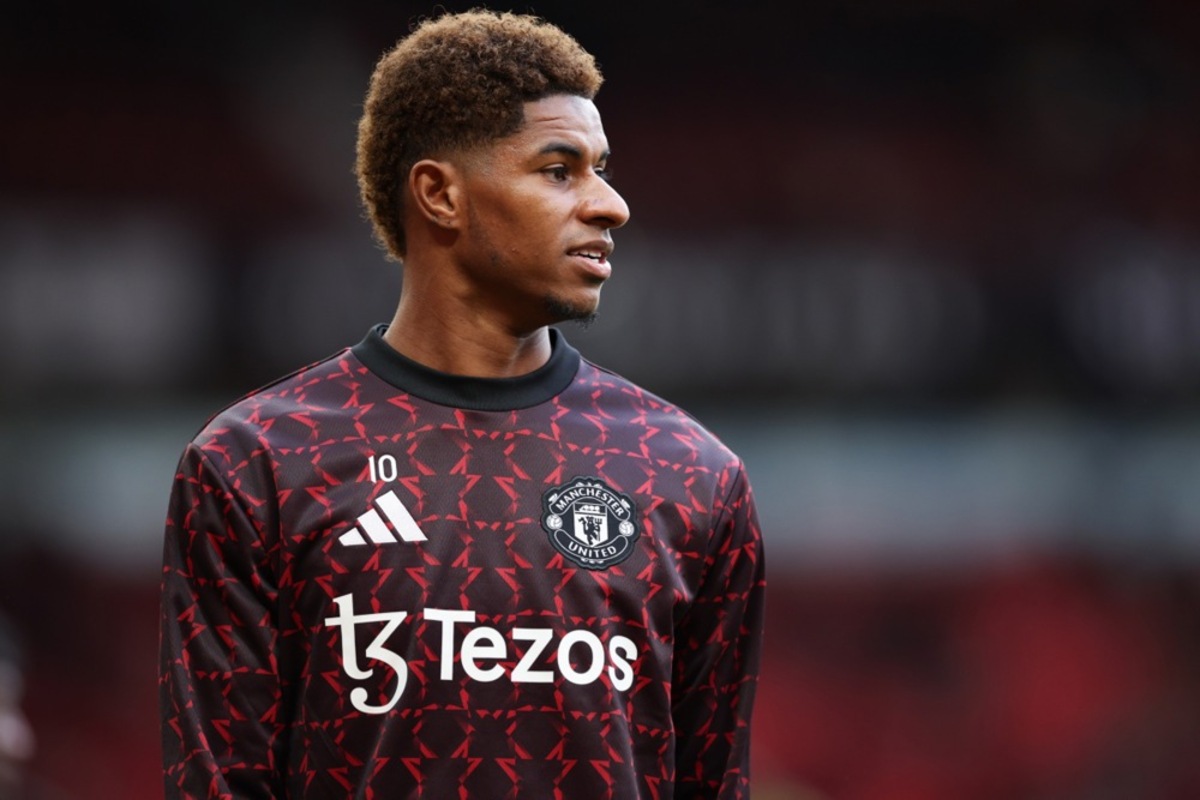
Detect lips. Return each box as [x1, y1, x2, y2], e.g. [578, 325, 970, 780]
[567, 242, 613, 280]
[566, 241, 614, 281]
[566, 240, 613, 263]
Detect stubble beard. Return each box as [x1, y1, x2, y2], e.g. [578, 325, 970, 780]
[543, 294, 598, 329]
[469, 212, 601, 329]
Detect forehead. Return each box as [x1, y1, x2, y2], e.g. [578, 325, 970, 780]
[506, 94, 609, 154]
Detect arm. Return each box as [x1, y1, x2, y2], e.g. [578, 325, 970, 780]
[672, 463, 766, 799]
[160, 441, 287, 799]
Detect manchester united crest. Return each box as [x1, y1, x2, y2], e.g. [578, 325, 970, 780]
[541, 476, 640, 570]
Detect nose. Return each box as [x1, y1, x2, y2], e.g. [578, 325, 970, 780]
[582, 174, 630, 230]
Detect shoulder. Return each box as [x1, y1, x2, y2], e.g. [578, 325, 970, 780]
[572, 356, 744, 476]
[188, 347, 365, 467]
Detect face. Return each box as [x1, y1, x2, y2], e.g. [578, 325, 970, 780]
[453, 94, 630, 332]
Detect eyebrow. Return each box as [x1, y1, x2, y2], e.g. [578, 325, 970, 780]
[536, 142, 611, 162]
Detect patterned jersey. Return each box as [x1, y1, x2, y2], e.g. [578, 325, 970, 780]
[160, 325, 765, 799]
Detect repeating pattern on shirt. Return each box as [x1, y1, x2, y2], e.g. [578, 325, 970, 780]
[160, 343, 765, 799]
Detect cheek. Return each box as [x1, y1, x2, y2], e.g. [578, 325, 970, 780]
[495, 209, 557, 258]
[467, 186, 564, 263]
[490, 188, 560, 231]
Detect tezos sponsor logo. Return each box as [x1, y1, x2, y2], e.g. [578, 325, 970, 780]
[324, 594, 638, 715]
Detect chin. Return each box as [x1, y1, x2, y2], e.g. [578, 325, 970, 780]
[543, 293, 600, 325]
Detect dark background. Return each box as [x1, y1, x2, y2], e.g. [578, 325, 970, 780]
[1, 2, 1199, 797]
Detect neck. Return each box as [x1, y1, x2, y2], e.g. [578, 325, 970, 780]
[382, 291, 553, 379]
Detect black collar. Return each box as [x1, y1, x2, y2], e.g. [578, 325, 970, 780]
[351, 324, 581, 411]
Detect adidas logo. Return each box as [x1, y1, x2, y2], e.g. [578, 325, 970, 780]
[339, 490, 427, 547]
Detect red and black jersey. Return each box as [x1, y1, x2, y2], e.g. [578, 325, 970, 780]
[160, 325, 765, 799]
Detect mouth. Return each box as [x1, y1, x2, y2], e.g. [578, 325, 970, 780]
[566, 244, 612, 262]
[566, 241, 614, 279]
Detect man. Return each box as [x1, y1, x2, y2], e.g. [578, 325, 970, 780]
[160, 10, 765, 798]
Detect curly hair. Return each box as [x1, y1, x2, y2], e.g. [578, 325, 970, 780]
[356, 9, 603, 260]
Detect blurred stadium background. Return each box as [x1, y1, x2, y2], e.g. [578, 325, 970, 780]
[2, 1, 1199, 797]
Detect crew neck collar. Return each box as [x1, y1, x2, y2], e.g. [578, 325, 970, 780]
[351, 324, 581, 411]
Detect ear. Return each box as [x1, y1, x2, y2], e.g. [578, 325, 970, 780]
[409, 158, 464, 230]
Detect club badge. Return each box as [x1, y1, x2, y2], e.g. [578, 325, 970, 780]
[541, 476, 640, 570]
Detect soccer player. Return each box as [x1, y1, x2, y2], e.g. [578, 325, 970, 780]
[160, 10, 765, 798]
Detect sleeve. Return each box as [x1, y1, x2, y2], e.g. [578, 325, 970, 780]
[672, 461, 766, 799]
[160, 440, 287, 799]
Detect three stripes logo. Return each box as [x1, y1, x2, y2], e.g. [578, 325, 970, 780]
[338, 490, 427, 547]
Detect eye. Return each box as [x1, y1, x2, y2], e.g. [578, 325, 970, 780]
[544, 165, 570, 182]
[595, 165, 614, 184]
